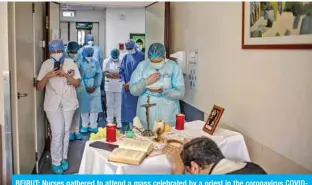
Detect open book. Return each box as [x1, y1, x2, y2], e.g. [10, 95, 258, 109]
[108, 139, 154, 165]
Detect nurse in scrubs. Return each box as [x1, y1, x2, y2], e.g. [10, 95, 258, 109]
[103, 49, 123, 128]
[65, 41, 83, 141]
[79, 47, 103, 134]
[37, 40, 81, 174]
[119, 40, 144, 132]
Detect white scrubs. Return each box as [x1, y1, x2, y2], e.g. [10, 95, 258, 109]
[37, 58, 81, 166]
[81, 112, 99, 129]
[103, 58, 122, 127]
[71, 109, 80, 132]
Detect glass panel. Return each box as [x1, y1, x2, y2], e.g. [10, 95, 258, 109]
[77, 29, 91, 47]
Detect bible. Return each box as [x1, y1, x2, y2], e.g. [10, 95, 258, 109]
[108, 139, 154, 165]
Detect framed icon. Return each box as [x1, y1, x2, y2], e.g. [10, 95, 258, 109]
[203, 105, 225, 135]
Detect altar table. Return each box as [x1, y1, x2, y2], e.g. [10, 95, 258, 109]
[78, 120, 250, 174]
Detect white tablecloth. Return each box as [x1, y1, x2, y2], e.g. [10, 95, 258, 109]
[78, 120, 250, 174]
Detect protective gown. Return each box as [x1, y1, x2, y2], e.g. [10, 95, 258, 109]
[120, 48, 145, 123]
[76, 54, 103, 114]
[129, 59, 185, 129]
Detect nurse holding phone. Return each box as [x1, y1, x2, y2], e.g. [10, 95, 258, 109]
[36, 40, 81, 174]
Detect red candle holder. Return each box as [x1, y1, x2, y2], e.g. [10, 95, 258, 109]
[106, 123, 116, 142]
[175, 114, 185, 130]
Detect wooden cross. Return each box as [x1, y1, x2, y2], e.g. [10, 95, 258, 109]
[140, 96, 156, 136]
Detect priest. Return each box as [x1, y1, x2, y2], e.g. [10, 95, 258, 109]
[167, 137, 267, 174]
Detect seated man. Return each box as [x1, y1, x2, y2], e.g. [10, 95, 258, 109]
[167, 137, 267, 174]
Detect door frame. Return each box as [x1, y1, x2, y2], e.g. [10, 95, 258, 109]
[164, 2, 171, 59]
[32, 2, 47, 174]
[145, 2, 172, 59]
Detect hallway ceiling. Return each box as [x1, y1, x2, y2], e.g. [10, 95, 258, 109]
[60, 2, 155, 11]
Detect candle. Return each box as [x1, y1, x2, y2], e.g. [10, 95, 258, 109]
[106, 123, 117, 142]
[175, 114, 185, 130]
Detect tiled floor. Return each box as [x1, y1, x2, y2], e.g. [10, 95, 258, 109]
[39, 119, 106, 174]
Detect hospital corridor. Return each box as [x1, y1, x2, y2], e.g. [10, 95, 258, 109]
[0, 1, 170, 180]
[1, 1, 312, 184]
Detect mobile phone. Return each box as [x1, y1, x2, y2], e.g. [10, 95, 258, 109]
[54, 62, 60, 71]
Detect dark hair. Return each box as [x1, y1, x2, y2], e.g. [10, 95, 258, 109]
[136, 38, 143, 43]
[180, 137, 224, 167]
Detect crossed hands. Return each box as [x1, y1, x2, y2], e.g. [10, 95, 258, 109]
[105, 73, 120, 79]
[86, 87, 96, 93]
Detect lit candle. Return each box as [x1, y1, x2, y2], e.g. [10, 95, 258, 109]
[106, 123, 117, 142]
[175, 114, 185, 130]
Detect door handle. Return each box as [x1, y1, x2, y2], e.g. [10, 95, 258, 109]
[17, 92, 28, 99]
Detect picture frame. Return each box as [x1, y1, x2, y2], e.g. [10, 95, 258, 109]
[242, 2, 312, 49]
[129, 33, 146, 52]
[203, 105, 225, 135]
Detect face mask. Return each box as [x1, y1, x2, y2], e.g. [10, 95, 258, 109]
[150, 60, 165, 70]
[127, 49, 135, 55]
[112, 58, 119, 62]
[86, 57, 92, 62]
[137, 46, 142, 51]
[51, 53, 63, 62]
[88, 41, 94, 46]
[69, 53, 77, 59]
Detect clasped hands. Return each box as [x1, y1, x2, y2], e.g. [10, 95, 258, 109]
[85, 87, 96, 93]
[105, 73, 120, 79]
[146, 72, 163, 93]
[123, 83, 129, 91]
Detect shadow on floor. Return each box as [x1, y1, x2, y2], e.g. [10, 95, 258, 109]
[39, 119, 106, 174]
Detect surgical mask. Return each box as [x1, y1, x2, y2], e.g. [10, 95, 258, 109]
[127, 49, 135, 55]
[137, 46, 142, 51]
[112, 58, 119, 62]
[69, 53, 77, 59]
[150, 60, 165, 70]
[51, 53, 63, 62]
[88, 41, 94, 46]
[86, 57, 92, 62]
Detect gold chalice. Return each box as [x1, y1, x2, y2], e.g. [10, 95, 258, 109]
[153, 120, 165, 143]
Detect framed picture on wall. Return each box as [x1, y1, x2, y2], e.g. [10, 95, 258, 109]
[242, 2, 312, 49]
[130, 33, 145, 52]
[203, 105, 225, 135]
